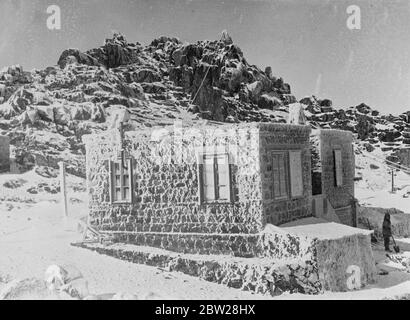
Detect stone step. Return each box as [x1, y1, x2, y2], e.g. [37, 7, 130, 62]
[71, 241, 322, 296]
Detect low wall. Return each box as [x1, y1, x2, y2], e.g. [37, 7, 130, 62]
[358, 206, 410, 238]
[316, 234, 377, 291]
[72, 242, 323, 295]
[93, 222, 376, 293]
[85, 125, 264, 235]
[106, 224, 316, 262]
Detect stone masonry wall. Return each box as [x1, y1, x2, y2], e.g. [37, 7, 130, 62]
[259, 124, 312, 225]
[74, 224, 376, 293]
[316, 234, 377, 291]
[85, 123, 264, 236]
[73, 242, 323, 295]
[319, 130, 355, 226]
[0, 136, 10, 173]
[109, 223, 317, 260]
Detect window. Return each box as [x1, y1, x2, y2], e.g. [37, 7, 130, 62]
[270, 150, 303, 200]
[198, 153, 232, 204]
[109, 158, 133, 203]
[271, 152, 289, 200]
[334, 149, 343, 187]
[289, 150, 303, 197]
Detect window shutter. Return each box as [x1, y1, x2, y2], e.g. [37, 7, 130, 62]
[128, 158, 134, 203]
[278, 153, 287, 196]
[216, 154, 231, 201]
[108, 160, 114, 203]
[228, 163, 234, 203]
[272, 154, 280, 198]
[203, 155, 216, 202]
[197, 162, 204, 204]
[334, 150, 343, 187]
[289, 150, 303, 197]
[108, 158, 134, 204]
[272, 152, 290, 199]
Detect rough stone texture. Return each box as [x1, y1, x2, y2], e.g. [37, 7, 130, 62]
[113, 232, 260, 257]
[258, 224, 316, 261]
[85, 123, 264, 236]
[260, 124, 312, 225]
[72, 242, 323, 296]
[313, 129, 355, 226]
[0, 135, 10, 173]
[82, 122, 376, 293]
[0, 278, 49, 300]
[316, 234, 377, 292]
[107, 223, 317, 260]
[73, 225, 376, 295]
[84, 123, 313, 239]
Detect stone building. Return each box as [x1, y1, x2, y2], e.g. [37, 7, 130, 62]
[0, 135, 10, 173]
[84, 122, 312, 245]
[82, 122, 376, 292]
[311, 129, 356, 226]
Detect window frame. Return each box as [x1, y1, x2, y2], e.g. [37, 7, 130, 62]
[197, 152, 233, 205]
[270, 150, 290, 201]
[333, 149, 343, 187]
[268, 149, 304, 201]
[109, 158, 134, 205]
[289, 150, 304, 198]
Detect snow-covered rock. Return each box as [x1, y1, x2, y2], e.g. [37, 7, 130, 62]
[44, 264, 84, 291]
[0, 278, 49, 300]
[60, 278, 89, 299]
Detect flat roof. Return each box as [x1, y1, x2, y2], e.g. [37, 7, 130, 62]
[83, 122, 311, 144]
[281, 217, 373, 240]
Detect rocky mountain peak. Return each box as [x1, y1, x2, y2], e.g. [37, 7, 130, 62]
[0, 33, 410, 177]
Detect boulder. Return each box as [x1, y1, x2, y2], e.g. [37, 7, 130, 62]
[356, 115, 375, 140]
[60, 278, 89, 300]
[7, 88, 34, 114]
[0, 102, 20, 119]
[0, 83, 6, 98]
[258, 93, 282, 110]
[281, 94, 297, 105]
[356, 103, 372, 114]
[57, 49, 100, 69]
[0, 278, 49, 300]
[379, 130, 401, 143]
[117, 82, 145, 99]
[220, 30, 233, 45]
[44, 264, 84, 291]
[246, 81, 263, 101]
[141, 82, 167, 94]
[104, 34, 132, 68]
[320, 99, 333, 108]
[265, 66, 274, 80]
[133, 69, 161, 83]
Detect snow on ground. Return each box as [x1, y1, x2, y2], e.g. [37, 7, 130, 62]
[281, 217, 372, 240]
[0, 170, 268, 300]
[0, 201, 271, 300]
[1, 169, 410, 299]
[355, 148, 410, 212]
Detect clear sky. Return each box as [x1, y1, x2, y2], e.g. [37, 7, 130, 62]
[1, 0, 410, 114]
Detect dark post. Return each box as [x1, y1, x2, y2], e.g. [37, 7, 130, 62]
[391, 169, 394, 193]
